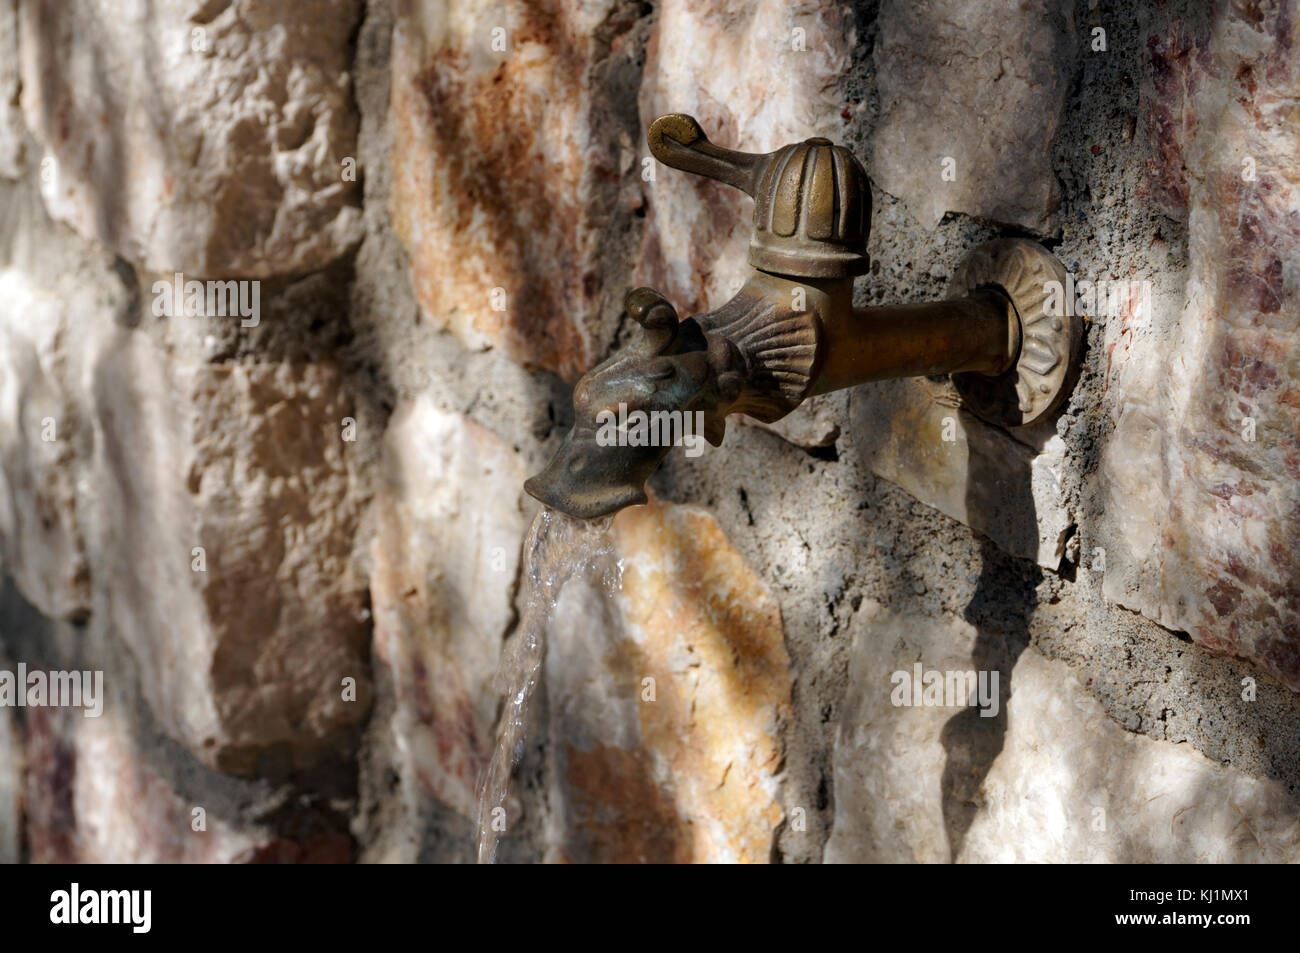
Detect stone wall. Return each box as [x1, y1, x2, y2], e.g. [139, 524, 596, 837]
[0, 0, 1296, 863]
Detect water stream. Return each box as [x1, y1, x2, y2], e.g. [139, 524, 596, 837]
[475, 506, 623, 864]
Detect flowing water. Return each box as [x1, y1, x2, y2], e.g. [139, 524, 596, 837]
[475, 506, 623, 864]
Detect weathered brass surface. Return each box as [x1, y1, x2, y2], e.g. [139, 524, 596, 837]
[648, 113, 870, 279]
[525, 115, 1084, 520]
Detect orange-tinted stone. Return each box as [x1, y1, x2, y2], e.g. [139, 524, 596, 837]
[390, 0, 642, 381]
[548, 496, 790, 863]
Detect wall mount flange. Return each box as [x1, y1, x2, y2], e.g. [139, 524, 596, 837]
[949, 238, 1085, 428]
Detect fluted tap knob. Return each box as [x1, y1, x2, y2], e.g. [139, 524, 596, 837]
[648, 113, 871, 279]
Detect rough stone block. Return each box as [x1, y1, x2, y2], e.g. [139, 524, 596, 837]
[88, 330, 371, 774]
[18, 0, 363, 276]
[390, 0, 645, 380]
[546, 496, 791, 863]
[1100, 2, 1300, 690]
[869, 0, 1076, 233]
[369, 397, 528, 819]
[826, 602, 1300, 862]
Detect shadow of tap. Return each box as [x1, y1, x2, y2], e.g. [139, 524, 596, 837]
[938, 413, 1042, 860]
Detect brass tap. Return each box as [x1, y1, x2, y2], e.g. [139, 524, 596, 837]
[525, 115, 1083, 519]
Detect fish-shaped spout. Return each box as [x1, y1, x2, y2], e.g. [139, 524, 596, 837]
[524, 288, 744, 519]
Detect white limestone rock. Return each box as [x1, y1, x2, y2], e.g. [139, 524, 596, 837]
[368, 397, 528, 819]
[868, 0, 1076, 233]
[18, 0, 363, 276]
[827, 602, 1300, 862]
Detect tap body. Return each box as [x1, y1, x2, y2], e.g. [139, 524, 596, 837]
[792, 275, 1019, 393]
[524, 116, 1082, 520]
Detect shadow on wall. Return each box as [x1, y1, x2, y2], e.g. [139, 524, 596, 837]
[939, 416, 1040, 859]
[403, 0, 645, 382]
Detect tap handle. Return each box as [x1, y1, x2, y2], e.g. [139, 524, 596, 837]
[647, 114, 767, 197]
[648, 113, 871, 279]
